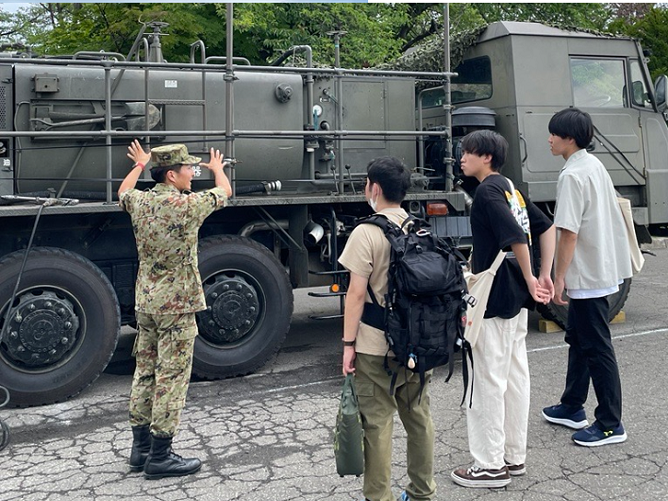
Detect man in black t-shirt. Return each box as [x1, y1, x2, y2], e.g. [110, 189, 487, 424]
[451, 130, 556, 489]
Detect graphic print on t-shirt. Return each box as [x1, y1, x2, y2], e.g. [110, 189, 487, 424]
[506, 188, 532, 245]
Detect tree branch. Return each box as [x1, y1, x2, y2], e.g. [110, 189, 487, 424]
[400, 21, 439, 53]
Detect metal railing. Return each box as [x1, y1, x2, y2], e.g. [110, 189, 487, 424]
[0, 27, 455, 202]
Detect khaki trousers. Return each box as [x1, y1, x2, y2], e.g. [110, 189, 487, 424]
[355, 353, 437, 501]
[129, 312, 198, 437]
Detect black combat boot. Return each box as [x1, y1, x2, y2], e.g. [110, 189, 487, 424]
[129, 425, 151, 472]
[143, 435, 202, 480]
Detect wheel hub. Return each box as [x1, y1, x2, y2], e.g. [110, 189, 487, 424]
[2, 291, 79, 367]
[198, 275, 260, 344]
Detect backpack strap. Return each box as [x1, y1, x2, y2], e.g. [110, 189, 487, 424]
[357, 213, 414, 331]
[357, 213, 413, 239]
[361, 284, 384, 330]
[457, 340, 474, 408]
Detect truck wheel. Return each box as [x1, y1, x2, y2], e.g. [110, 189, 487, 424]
[536, 278, 632, 330]
[194, 235, 293, 378]
[0, 248, 120, 407]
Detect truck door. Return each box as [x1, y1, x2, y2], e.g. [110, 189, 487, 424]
[569, 57, 646, 190]
[629, 57, 668, 226]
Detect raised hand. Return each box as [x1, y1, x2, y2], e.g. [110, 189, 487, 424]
[199, 148, 228, 172]
[127, 139, 151, 166]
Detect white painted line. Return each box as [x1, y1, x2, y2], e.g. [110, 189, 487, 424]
[201, 327, 668, 396]
[255, 375, 341, 395]
[528, 327, 668, 354]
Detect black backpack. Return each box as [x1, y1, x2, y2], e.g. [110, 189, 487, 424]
[358, 214, 471, 405]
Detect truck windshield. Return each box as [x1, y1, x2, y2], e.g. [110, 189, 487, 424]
[422, 56, 492, 107]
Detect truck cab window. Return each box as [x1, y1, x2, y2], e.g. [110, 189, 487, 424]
[570, 58, 626, 108]
[422, 56, 492, 108]
[452, 56, 492, 104]
[630, 60, 652, 108]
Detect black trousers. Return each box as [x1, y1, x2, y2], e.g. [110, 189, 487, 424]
[560, 296, 623, 429]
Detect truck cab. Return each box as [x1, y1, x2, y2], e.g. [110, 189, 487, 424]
[422, 21, 668, 233]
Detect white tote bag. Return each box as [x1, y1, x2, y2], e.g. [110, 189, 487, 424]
[617, 197, 645, 275]
[464, 250, 507, 348]
[464, 177, 524, 347]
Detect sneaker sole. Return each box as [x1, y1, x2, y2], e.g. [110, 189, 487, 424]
[507, 467, 526, 476]
[450, 471, 511, 488]
[573, 432, 628, 447]
[542, 411, 588, 430]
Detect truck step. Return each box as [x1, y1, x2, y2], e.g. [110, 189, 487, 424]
[308, 269, 349, 276]
[308, 291, 346, 298]
[308, 313, 344, 321]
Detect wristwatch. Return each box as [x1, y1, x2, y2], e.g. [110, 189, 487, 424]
[342, 339, 356, 347]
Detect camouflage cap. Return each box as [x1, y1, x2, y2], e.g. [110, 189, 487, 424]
[150, 144, 201, 168]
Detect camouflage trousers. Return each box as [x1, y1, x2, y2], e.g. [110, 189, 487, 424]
[129, 312, 198, 438]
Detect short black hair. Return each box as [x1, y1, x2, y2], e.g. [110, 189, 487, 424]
[548, 108, 593, 149]
[367, 156, 411, 203]
[460, 130, 508, 171]
[150, 164, 184, 183]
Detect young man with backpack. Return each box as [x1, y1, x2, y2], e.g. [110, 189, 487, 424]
[451, 130, 555, 488]
[339, 156, 436, 501]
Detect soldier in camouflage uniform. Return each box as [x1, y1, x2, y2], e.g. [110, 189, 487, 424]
[118, 140, 231, 479]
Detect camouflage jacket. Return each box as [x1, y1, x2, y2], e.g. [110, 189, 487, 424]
[119, 183, 228, 314]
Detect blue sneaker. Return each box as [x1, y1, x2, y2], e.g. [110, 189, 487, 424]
[397, 492, 410, 501]
[572, 422, 627, 447]
[542, 404, 588, 430]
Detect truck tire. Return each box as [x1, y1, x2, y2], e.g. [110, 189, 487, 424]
[194, 235, 293, 378]
[0, 248, 120, 407]
[536, 278, 632, 330]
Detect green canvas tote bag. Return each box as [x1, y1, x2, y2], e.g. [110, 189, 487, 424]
[334, 374, 364, 476]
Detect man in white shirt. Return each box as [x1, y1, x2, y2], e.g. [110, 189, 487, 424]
[542, 108, 632, 447]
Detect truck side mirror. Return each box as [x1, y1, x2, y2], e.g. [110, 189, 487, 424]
[654, 75, 667, 112]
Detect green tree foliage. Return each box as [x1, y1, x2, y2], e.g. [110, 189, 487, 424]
[4, 3, 225, 60]
[608, 4, 668, 81]
[227, 3, 413, 67]
[0, 3, 444, 68]
[469, 3, 612, 31]
[0, 2, 666, 81]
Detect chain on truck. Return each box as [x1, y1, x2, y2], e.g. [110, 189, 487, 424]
[0, 7, 663, 407]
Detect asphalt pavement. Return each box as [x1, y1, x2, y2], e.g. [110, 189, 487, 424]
[1, 245, 667, 501]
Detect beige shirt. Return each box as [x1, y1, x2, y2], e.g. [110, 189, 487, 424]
[554, 149, 632, 291]
[338, 208, 409, 356]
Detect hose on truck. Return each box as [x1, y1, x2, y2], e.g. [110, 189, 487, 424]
[0, 199, 56, 450]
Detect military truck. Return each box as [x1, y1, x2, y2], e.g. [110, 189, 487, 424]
[0, 13, 465, 407]
[419, 21, 664, 328]
[0, 16, 662, 407]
